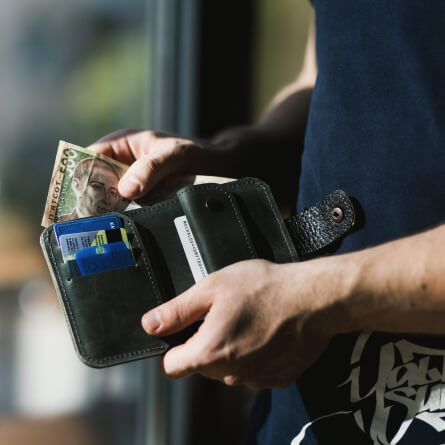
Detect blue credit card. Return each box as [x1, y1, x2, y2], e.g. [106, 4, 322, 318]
[72, 241, 135, 277]
[53, 214, 122, 245]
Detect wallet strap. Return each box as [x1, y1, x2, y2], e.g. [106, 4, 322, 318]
[285, 190, 355, 258]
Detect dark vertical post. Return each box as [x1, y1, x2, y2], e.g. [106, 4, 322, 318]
[141, 1, 256, 444]
[196, 1, 256, 137]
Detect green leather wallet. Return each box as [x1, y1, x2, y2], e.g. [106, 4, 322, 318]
[40, 178, 356, 368]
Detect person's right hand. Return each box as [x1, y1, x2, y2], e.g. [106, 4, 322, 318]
[88, 129, 220, 200]
[88, 124, 300, 213]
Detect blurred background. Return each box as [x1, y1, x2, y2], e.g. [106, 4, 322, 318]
[0, 1, 312, 444]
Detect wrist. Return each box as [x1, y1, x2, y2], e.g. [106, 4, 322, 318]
[211, 125, 268, 176]
[328, 245, 396, 335]
[327, 252, 367, 334]
[185, 126, 261, 178]
[283, 255, 360, 338]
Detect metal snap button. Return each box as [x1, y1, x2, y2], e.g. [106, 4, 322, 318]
[205, 198, 224, 212]
[331, 207, 343, 223]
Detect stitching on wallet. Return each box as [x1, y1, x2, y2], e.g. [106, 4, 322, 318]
[127, 197, 180, 216]
[88, 345, 167, 365]
[231, 179, 295, 259]
[177, 179, 294, 259]
[176, 185, 256, 259]
[254, 184, 295, 259]
[46, 223, 166, 365]
[46, 230, 84, 355]
[225, 191, 256, 259]
[122, 216, 162, 307]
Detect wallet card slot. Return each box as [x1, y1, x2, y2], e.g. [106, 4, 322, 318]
[41, 215, 169, 368]
[64, 265, 168, 367]
[124, 199, 199, 298]
[176, 185, 257, 273]
[117, 213, 166, 305]
[67, 264, 135, 282]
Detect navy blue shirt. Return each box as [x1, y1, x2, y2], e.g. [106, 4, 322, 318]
[245, 1, 445, 444]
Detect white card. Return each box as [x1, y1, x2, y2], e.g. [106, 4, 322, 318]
[59, 231, 99, 261]
[174, 215, 208, 282]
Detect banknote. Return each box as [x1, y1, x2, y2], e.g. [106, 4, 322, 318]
[42, 140, 235, 227]
[41, 141, 138, 227]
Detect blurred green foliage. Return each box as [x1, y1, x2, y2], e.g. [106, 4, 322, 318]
[2, 26, 148, 231]
[252, 0, 313, 118]
[1, 1, 312, 232]
[64, 29, 148, 145]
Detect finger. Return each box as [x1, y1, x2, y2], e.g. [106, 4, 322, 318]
[161, 328, 240, 382]
[141, 284, 212, 336]
[223, 375, 243, 386]
[161, 335, 206, 379]
[118, 154, 164, 199]
[118, 136, 197, 199]
[87, 129, 143, 163]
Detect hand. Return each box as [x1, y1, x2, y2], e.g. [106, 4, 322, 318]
[88, 125, 302, 212]
[141, 259, 342, 389]
[88, 129, 218, 200]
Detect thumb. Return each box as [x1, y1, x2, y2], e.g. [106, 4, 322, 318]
[118, 154, 167, 199]
[141, 285, 212, 336]
[118, 136, 197, 199]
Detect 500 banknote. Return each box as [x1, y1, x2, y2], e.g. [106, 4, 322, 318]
[41, 140, 139, 227]
[42, 140, 234, 227]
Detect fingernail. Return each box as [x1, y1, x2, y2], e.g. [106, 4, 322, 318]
[119, 176, 141, 196]
[142, 311, 161, 333]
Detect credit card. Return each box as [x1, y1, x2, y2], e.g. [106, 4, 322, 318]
[91, 228, 129, 248]
[74, 241, 135, 277]
[53, 214, 122, 245]
[60, 228, 129, 262]
[60, 231, 98, 261]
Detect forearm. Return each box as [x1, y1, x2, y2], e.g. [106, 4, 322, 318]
[311, 224, 445, 336]
[209, 18, 316, 178]
[211, 86, 312, 165]
[205, 86, 312, 213]
[203, 22, 316, 209]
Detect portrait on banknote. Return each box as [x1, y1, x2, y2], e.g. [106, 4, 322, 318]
[42, 141, 132, 226]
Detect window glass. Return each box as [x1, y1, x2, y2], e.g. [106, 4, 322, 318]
[0, 1, 148, 444]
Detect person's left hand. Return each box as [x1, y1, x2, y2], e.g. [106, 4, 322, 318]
[141, 258, 340, 389]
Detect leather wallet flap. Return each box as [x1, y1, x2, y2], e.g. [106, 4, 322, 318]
[176, 184, 257, 272]
[285, 189, 356, 258]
